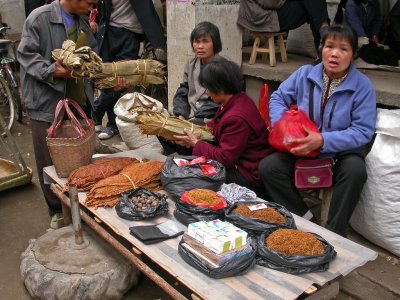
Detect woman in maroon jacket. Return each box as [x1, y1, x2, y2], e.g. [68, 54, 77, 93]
[174, 59, 273, 194]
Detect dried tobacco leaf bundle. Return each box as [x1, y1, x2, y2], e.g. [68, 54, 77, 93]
[67, 157, 138, 191]
[92, 60, 165, 89]
[85, 160, 164, 208]
[266, 229, 324, 256]
[135, 111, 214, 142]
[52, 40, 165, 89]
[234, 204, 285, 224]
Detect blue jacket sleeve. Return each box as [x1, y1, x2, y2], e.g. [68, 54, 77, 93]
[269, 67, 305, 125]
[345, 0, 367, 37]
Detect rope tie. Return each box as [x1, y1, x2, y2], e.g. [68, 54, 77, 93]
[120, 173, 136, 189]
[112, 62, 118, 79]
[92, 164, 107, 179]
[140, 60, 148, 87]
[157, 115, 168, 136]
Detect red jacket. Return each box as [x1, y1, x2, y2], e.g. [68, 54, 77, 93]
[193, 92, 273, 188]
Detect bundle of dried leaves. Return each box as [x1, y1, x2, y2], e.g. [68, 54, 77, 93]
[52, 39, 165, 89]
[67, 157, 138, 191]
[85, 160, 164, 208]
[135, 111, 214, 141]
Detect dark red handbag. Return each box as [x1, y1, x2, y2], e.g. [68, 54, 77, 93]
[294, 158, 334, 190]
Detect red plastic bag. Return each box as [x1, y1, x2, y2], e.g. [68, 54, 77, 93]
[268, 108, 320, 157]
[180, 189, 227, 210]
[258, 83, 272, 130]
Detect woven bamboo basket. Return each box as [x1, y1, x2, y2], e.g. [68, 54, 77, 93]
[46, 120, 95, 178]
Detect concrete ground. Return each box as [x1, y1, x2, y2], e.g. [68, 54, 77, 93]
[1, 115, 399, 300]
[0, 117, 170, 300]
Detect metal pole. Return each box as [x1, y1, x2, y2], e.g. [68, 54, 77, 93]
[50, 183, 188, 300]
[69, 185, 84, 245]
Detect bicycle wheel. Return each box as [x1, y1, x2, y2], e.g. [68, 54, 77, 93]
[0, 76, 15, 132]
[4, 64, 23, 122]
[10, 85, 22, 122]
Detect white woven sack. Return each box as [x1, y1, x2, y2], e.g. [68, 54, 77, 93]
[286, 24, 317, 58]
[350, 109, 400, 257]
[114, 92, 169, 153]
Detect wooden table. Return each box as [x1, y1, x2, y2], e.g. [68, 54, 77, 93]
[44, 149, 378, 300]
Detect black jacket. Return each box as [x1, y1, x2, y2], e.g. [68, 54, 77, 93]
[95, 0, 166, 51]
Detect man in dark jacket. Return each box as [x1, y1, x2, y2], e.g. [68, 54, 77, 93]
[17, 0, 98, 228]
[90, 0, 166, 140]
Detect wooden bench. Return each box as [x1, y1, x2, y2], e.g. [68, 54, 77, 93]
[249, 32, 288, 67]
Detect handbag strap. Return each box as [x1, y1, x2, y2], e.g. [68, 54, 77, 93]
[309, 82, 315, 123]
[47, 99, 93, 138]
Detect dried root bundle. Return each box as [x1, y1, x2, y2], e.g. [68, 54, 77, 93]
[67, 157, 138, 191]
[135, 111, 214, 142]
[85, 160, 164, 208]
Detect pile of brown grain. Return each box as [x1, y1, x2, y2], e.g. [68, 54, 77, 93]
[266, 229, 324, 256]
[234, 204, 285, 224]
[186, 189, 222, 205]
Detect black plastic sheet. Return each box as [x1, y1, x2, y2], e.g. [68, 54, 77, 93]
[174, 200, 225, 226]
[161, 156, 225, 201]
[178, 238, 257, 279]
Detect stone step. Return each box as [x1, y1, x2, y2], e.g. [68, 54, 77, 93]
[338, 268, 399, 300]
[242, 53, 400, 108]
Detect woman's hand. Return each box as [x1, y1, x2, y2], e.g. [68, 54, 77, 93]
[290, 126, 324, 156]
[173, 128, 199, 148]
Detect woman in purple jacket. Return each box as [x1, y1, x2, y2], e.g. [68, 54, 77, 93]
[174, 59, 273, 194]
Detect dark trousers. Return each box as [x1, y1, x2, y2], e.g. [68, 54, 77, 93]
[226, 167, 265, 197]
[30, 119, 62, 216]
[259, 152, 367, 236]
[277, 0, 329, 49]
[93, 26, 142, 128]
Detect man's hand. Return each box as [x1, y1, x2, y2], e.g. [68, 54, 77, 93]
[290, 126, 323, 156]
[178, 115, 186, 120]
[173, 128, 199, 148]
[53, 56, 71, 78]
[371, 35, 379, 44]
[90, 21, 98, 34]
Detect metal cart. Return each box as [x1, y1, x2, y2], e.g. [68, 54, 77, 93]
[0, 112, 32, 191]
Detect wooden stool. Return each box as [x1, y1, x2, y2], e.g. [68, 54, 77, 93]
[300, 188, 333, 226]
[249, 32, 287, 67]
